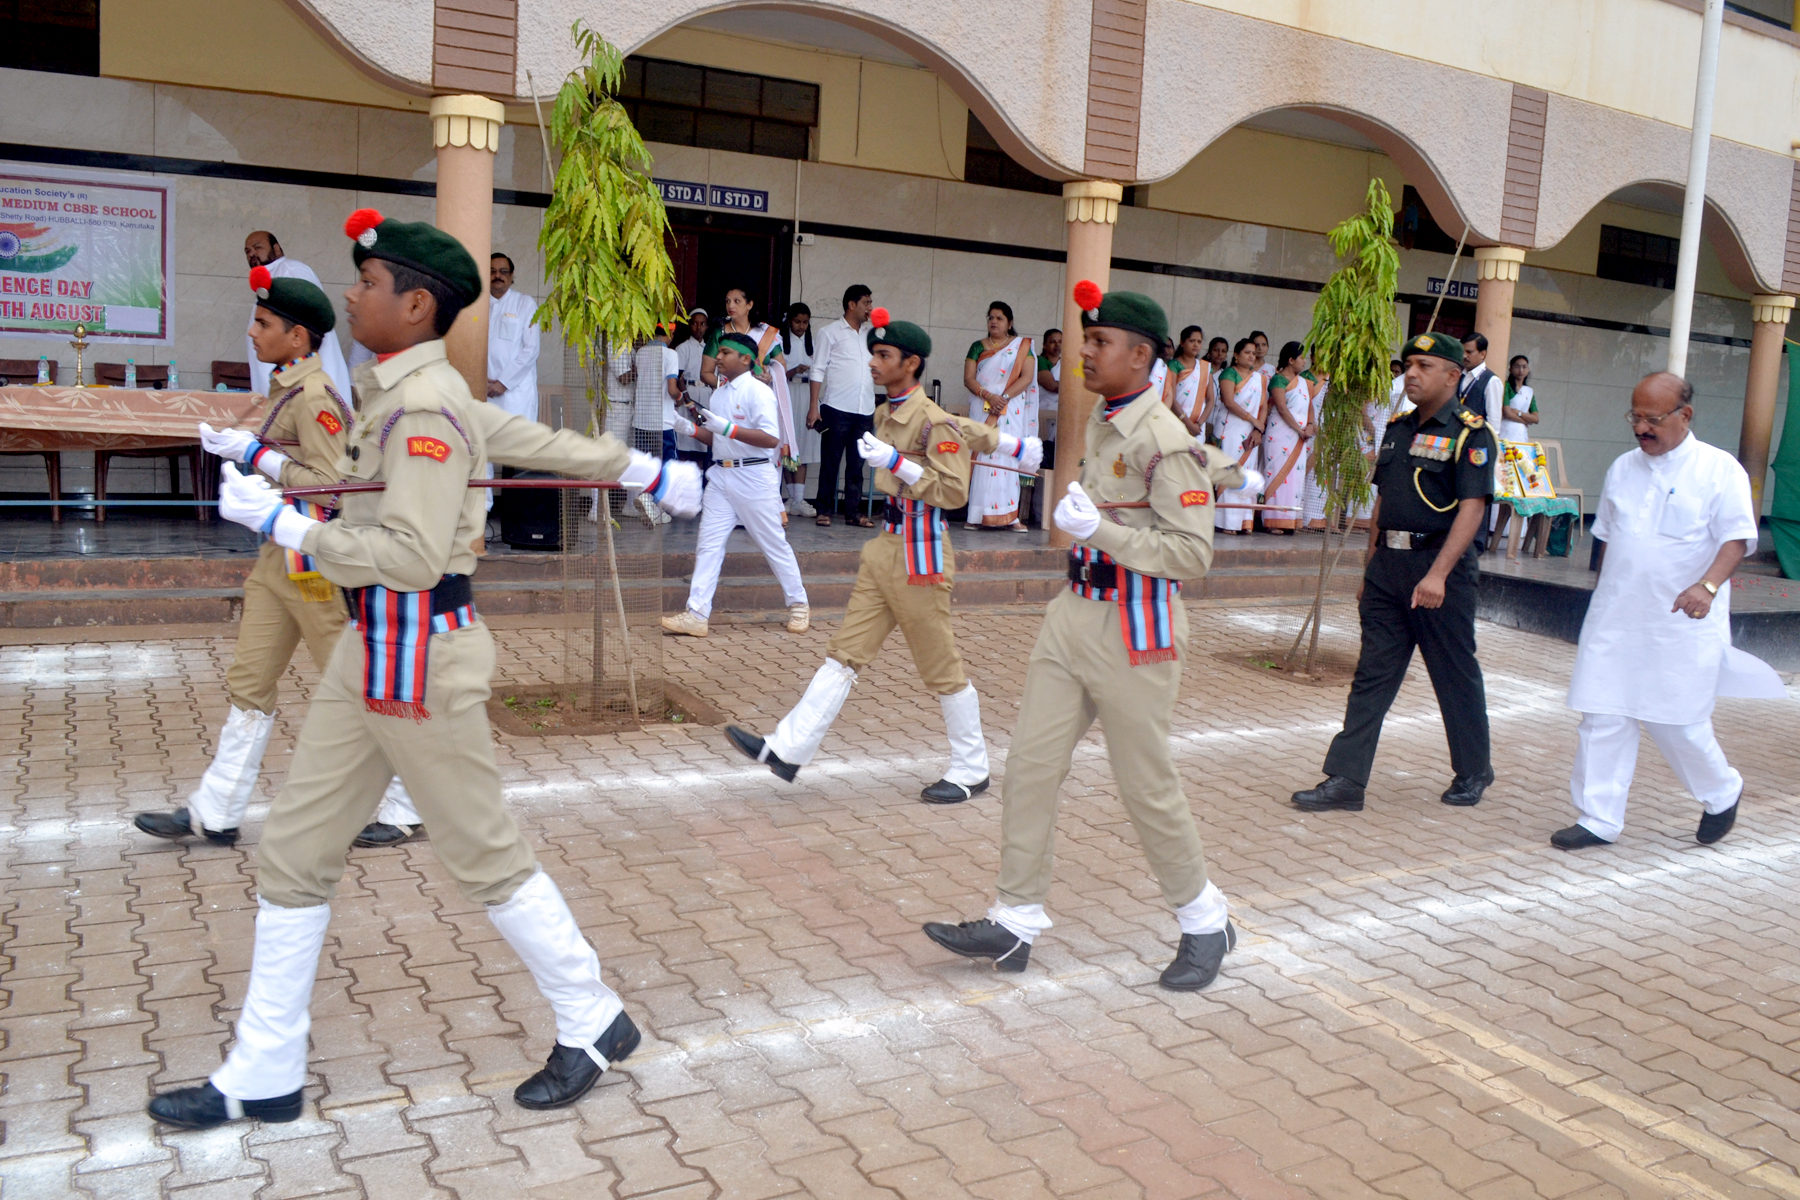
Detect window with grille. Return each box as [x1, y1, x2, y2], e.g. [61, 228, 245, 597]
[620, 56, 818, 162]
[1596, 224, 1679, 290]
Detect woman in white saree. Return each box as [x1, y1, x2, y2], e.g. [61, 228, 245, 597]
[964, 301, 1037, 531]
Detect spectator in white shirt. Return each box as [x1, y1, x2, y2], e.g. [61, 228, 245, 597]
[809, 284, 877, 527]
[674, 309, 712, 466]
[485, 253, 540, 422]
[631, 326, 681, 461]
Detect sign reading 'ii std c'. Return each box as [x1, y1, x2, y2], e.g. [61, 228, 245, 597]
[0, 162, 175, 344]
[653, 179, 771, 215]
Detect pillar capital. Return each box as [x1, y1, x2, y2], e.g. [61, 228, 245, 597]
[1473, 245, 1528, 283]
[1751, 294, 1796, 325]
[429, 94, 506, 153]
[1063, 180, 1124, 226]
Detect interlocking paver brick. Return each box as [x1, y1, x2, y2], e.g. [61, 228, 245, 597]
[6, 608, 1800, 1198]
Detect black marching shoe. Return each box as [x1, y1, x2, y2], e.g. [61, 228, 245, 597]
[147, 1082, 302, 1130]
[1291, 776, 1365, 812]
[1696, 798, 1739, 845]
[1550, 824, 1613, 850]
[353, 822, 418, 848]
[1160, 922, 1238, 992]
[133, 808, 239, 846]
[1441, 769, 1495, 807]
[514, 1010, 642, 1110]
[725, 726, 799, 783]
[921, 777, 988, 805]
[921, 918, 1031, 973]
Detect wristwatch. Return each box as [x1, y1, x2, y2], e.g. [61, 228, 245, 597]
[1701, 580, 1719, 596]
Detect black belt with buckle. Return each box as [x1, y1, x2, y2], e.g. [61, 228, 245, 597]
[1068, 559, 1119, 590]
[345, 573, 472, 619]
[715, 457, 769, 468]
[1381, 530, 1445, 552]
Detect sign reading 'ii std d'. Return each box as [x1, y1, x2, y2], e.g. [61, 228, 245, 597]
[0, 163, 175, 344]
[653, 179, 771, 215]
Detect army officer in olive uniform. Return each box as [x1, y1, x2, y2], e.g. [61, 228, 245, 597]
[1292, 331, 1499, 814]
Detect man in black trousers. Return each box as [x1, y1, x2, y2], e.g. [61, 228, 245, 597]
[809, 284, 878, 526]
[1292, 331, 1498, 813]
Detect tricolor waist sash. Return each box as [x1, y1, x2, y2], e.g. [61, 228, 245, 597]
[883, 497, 946, 585]
[1067, 545, 1180, 666]
[345, 574, 478, 721]
[280, 497, 337, 602]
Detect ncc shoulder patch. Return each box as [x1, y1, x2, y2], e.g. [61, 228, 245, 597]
[407, 435, 451, 462]
[1468, 447, 1489, 466]
[1179, 489, 1210, 507]
[315, 408, 343, 435]
[935, 440, 961, 454]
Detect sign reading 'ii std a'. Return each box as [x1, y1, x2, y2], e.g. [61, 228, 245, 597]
[0, 163, 175, 344]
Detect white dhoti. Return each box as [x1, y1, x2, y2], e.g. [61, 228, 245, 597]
[685, 461, 807, 619]
[1569, 713, 1742, 843]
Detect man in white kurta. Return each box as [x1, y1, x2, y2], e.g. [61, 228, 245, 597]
[485, 253, 540, 422]
[1555, 372, 1761, 849]
[661, 333, 809, 638]
[244, 231, 350, 398]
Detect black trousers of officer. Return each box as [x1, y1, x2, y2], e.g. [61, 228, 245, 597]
[1322, 544, 1490, 787]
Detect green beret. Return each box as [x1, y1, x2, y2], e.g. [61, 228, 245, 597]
[1401, 330, 1465, 367]
[866, 308, 930, 360]
[343, 208, 482, 307]
[249, 268, 335, 336]
[1073, 281, 1168, 347]
[717, 331, 759, 356]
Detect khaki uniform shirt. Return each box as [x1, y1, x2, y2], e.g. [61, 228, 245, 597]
[302, 340, 631, 592]
[260, 354, 354, 491]
[1081, 388, 1238, 581]
[867, 387, 1003, 511]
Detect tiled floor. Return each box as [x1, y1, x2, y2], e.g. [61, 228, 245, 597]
[3, 607, 1800, 1199]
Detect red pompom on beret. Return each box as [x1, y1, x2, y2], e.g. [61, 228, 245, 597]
[1072, 279, 1103, 311]
[248, 265, 272, 296]
[344, 208, 384, 241]
[869, 306, 890, 329]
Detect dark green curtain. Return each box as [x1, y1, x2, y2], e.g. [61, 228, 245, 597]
[1769, 339, 1800, 577]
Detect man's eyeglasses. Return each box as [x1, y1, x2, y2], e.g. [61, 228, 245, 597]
[1624, 407, 1689, 429]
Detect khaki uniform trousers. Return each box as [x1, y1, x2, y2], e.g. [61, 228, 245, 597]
[998, 588, 1209, 909]
[827, 531, 967, 695]
[227, 546, 347, 715]
[257, 618, 538, 909]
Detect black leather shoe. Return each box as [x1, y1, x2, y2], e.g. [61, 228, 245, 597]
[921, 918, 1031, 973]
[1159, 922, 1238, 992]
[1291, 776, 1364, 812]
[353, 822, 418, 848]
[1550, 824, 1613, 850]
[1441, 769, 1495, 807]
[147, 1082, 302, 1129]
[725, 726, 799, 782]
[921, 777, 988, 805]
[133, 808, 239, 846]
[514, 1010, 642, 1110]
[1697, 798, 1739, 845]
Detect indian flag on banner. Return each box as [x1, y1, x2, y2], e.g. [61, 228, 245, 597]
[0, 220, 79, 274]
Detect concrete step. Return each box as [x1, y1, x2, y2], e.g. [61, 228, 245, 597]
[0, 535, 1366, 627]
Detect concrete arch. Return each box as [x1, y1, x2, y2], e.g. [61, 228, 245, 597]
[515, 0, 1095, 180]
[1534, 92, 1792, 294]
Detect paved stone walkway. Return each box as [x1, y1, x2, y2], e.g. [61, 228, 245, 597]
[3, 607, 1799, 1199]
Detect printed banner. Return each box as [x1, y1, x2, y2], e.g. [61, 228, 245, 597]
[0, 163, 174, 344]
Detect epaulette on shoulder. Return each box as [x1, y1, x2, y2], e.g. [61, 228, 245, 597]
[1456, 408, 1485, 428]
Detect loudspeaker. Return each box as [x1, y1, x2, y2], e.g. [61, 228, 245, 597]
[497, 470, 561, 551]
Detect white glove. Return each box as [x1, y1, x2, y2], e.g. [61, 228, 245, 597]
[618, 450, 663, 492]
[269, 505, 320, 551]
[1241, 467, 1267, 495]
[1053, 481, 1101, 542]
[199, 421, 257, 461]
[216, 462, 282, 532]
[657, 460, 703, 518]
[700, 409, 733, 436]
[996, 433, 1045, 475]
[858, 431, 922, 485]
[672, 414, 697, 439]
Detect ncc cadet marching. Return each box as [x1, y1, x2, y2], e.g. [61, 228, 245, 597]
[146, 209, 703, 1131]
[133, 268, 418, 852]
[924, 284, 1245, 990]
[1291, 330, 1498, 813]
[725, 309, 1043, 803]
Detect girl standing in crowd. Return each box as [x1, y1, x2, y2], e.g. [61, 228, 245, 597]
[1261, 341, 1314, 533]
[780, 302, 820, 517]
[965, 301, 1037, 531]
[1169, 325, 1211, 437]
[1301, 361, 1332, 530]
[1501, 354, 1538, 443]
[1214, 337, 1266, 534]
[1204, 336, 1230, 444]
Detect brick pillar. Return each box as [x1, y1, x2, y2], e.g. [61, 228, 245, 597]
[1472, 246, 1527, 372]
[1740, 294, 1795, 512]
[430, 94, 505, 402]
[1049, 180, 1124, 549]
